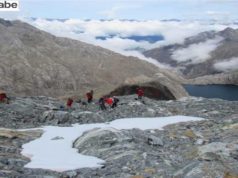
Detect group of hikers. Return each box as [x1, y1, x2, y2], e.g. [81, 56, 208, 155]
[66, 87, 145, 110]
[0, 87, 145, 111]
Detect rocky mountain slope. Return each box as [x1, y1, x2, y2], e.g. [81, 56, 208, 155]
[186, 71, 238, 85]
[0, 96, 237, 177]
[0, 18, 159, 98]
[143, 28, 238, 81]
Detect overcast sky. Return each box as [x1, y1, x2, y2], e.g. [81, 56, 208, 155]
[0, 0, 238, 21]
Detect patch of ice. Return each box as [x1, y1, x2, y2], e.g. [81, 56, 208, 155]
[21, 116, 204, 172]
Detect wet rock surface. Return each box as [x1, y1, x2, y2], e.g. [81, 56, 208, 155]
[0, 95, 238, 177]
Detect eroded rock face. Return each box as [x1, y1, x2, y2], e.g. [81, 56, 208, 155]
[109, 73, 188, 100]
[109, 84, 176, 100]
[0, 95, 238, 177]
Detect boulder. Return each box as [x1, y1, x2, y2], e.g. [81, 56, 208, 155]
[147, 135, 164, 146]
[42, 110, 75, 124]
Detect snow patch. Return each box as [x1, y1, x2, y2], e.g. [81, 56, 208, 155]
[21, 116, 204, 172]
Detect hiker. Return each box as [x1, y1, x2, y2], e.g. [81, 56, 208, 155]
[105, 97, 114, 107]
[86, 90, 94, 103]
[136, 87, 144, 100]
[98, 97, 107, 110]
[0, 90, 9, 104]
[111, 97, 119, 108]
[66, 97, 74, 108]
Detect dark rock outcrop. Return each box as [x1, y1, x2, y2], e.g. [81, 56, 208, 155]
[108, 73, 188, 100]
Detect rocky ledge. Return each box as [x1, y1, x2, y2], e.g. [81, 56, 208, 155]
[0, 96, 237, 178]
[186, 71, 238, 85]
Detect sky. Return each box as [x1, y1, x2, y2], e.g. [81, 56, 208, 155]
[0, 0, 238, 21]
[1, 0, 238, 71]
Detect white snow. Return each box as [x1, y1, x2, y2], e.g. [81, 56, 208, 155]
[21, 116, 204, 172]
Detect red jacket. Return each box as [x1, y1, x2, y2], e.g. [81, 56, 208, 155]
[105, 98, 114, 105]
[137, 88, 144, 97]
[67, 98, 73, 107]
[0, 93, 7, 101]
[86, 92, 93, 100]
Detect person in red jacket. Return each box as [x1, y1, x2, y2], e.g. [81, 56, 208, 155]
[66, 98, 74, 108]
[136, 87, 144, 100]
[86, 90, 94, 103]
[105, 97, 114, 106]
[0, 91, 9, 104]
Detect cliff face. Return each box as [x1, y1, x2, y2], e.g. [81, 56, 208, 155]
[0, 19, 158, 97]
[143, 28, 238, 82]
[0, 96, 238, 177]
[108, 72, 188, 100]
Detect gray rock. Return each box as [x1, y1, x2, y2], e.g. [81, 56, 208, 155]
[73, 127, 134, 160]
[51, 136, 64, 140]
[0, 95, 238, 177]
[195, 139, 205, 145]
[198, 142, 231, 158]
[147, 135, 164, 146]
[42, 110, 75, 124]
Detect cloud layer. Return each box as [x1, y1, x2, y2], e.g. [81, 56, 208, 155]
[214, 57, 238, 72]
[24, 18, 238, 67]
[171, 37, 223, 64]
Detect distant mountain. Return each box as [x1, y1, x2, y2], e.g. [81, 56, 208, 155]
[0, 18, 159, 97]
[143, 28, 238, 79]
[96, 35, 164, 44]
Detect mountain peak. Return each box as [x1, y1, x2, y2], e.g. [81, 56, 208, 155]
[0, 18, 13, 27]
[219, 27, 238, 40]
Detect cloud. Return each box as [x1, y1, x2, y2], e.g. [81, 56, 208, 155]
[24, 18, 238, 66]
[213, 57, 238, 72]
[27, 18, 236, 43]
[171, 37, 223, 64]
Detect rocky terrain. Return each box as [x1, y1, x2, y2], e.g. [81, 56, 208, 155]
[186, 71, 238, 85]
[0, 95, 237, 178]
[143, 28, 238, 82]
[0, 18, 159, 98]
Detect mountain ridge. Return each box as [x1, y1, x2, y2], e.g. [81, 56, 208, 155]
[143, 27, 238, 81]
[0, 18, 160, 98]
